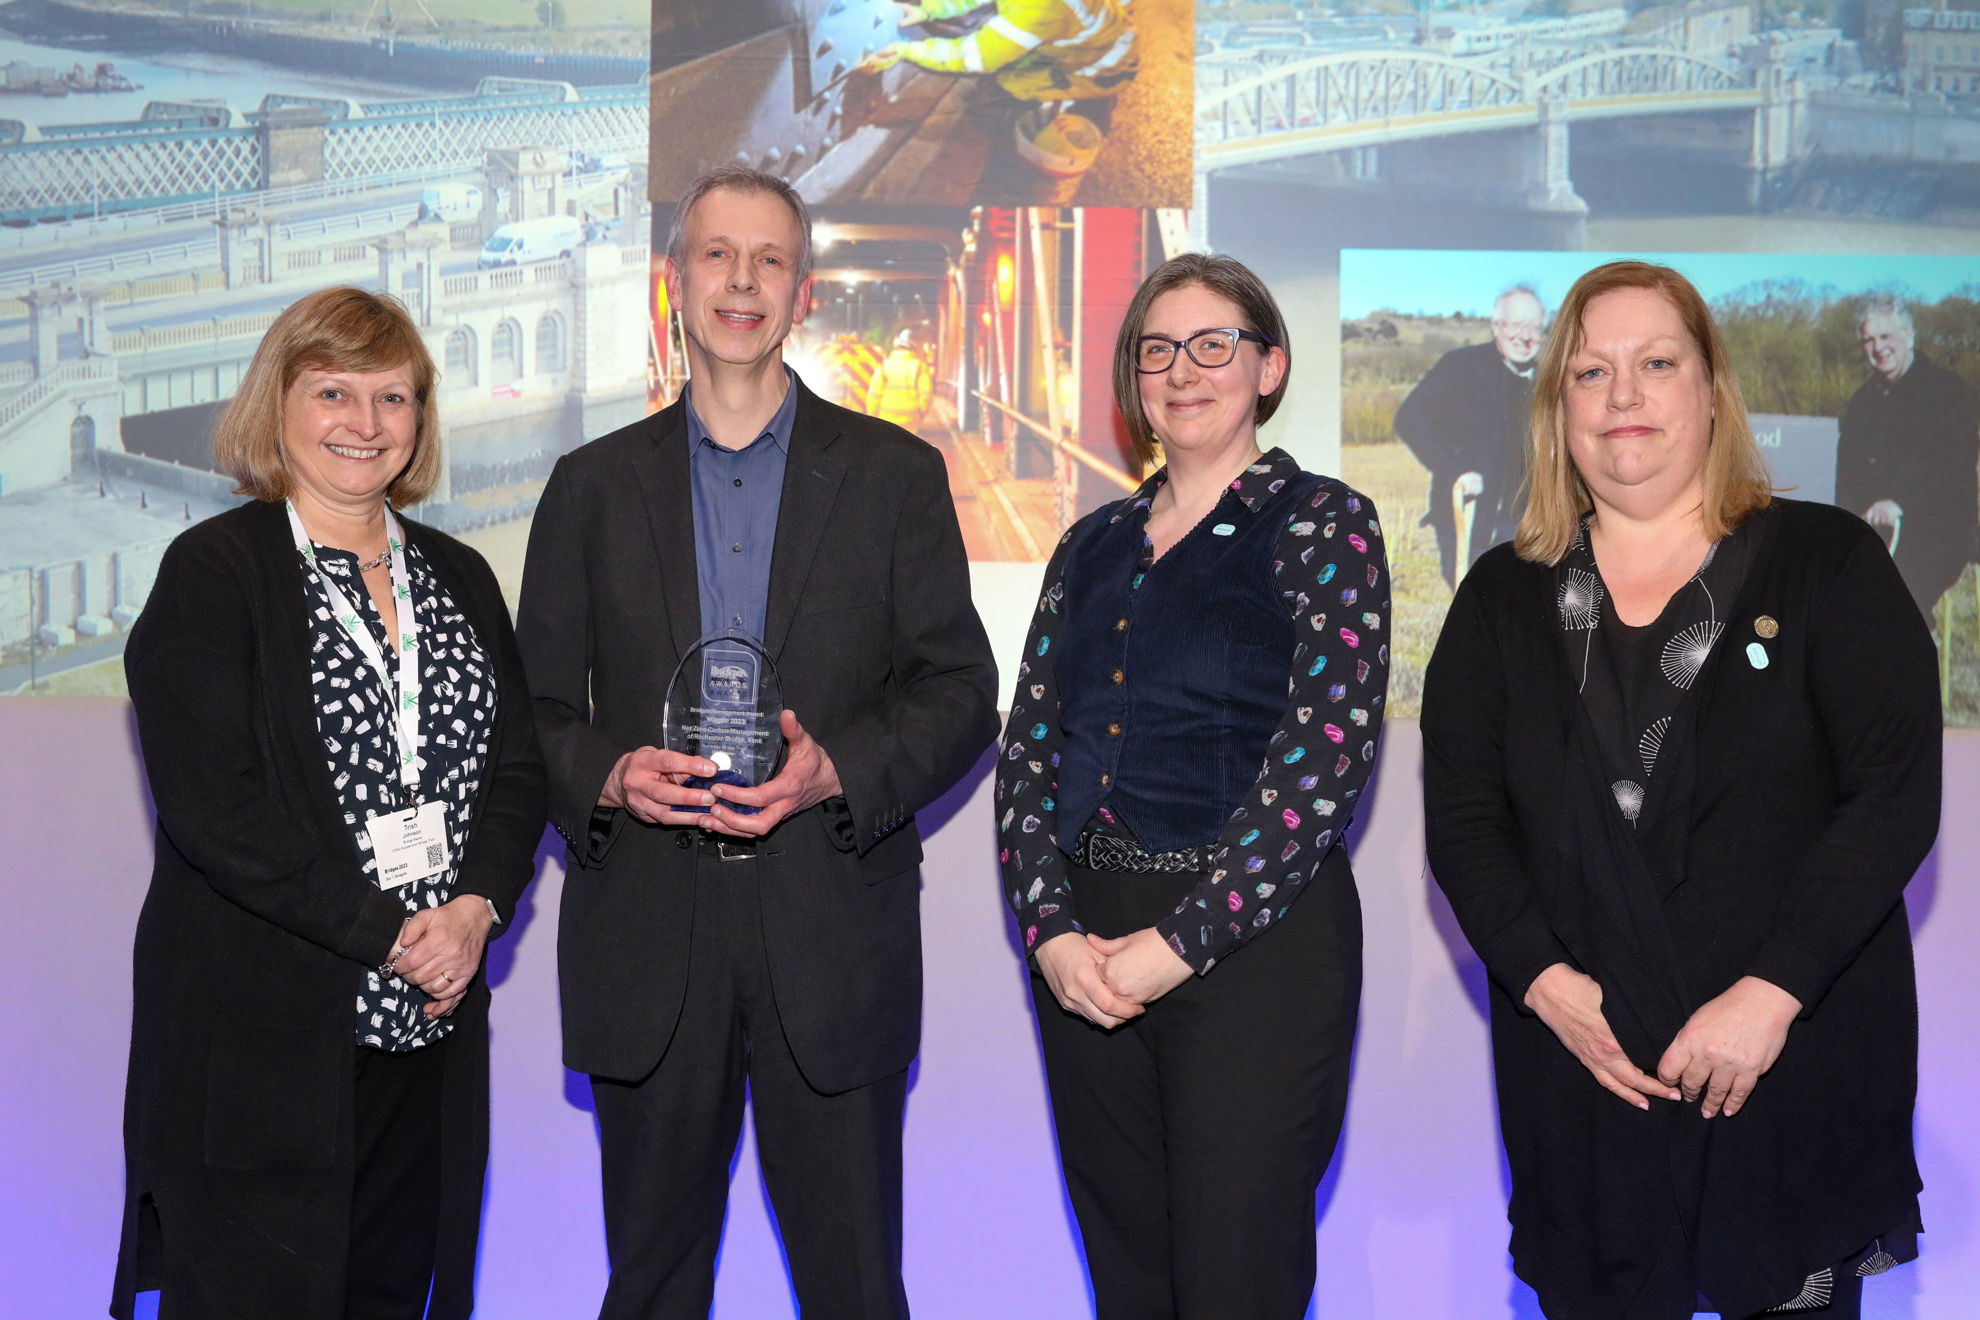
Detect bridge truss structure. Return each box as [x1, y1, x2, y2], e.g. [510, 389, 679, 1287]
[1197, 46, 1758, 170]
[1, 83, 647, 223]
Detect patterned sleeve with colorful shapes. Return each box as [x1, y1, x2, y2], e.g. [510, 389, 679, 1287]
[1154, 478, 1390, 975]
[998, 526, 1083, 960]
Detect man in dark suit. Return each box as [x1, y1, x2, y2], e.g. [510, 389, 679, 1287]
[1392, 285, 1545, 587]
[516, 165, 998, 1319]
[1834, 291, 1980, 619]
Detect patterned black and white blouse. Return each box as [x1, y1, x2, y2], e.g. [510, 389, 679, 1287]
[301, 537, 497, 1052]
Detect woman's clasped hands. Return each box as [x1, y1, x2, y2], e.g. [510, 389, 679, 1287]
[1525, 963, 1802, 1118]
[389, 896, 498, 1021]
[1036, 928, 1194, 1029]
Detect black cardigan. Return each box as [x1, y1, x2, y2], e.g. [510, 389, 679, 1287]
[1421, 499, 1941, 1318]
[111, 499, 545, 1320]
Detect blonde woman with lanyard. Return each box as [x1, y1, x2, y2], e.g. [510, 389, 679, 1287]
[114, 286, 545, 1320]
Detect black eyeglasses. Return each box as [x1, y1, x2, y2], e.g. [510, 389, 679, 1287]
[1135, 327, 1273, 374]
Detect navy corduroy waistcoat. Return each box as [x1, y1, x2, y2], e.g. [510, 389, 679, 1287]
[1053, 469, 1321, 856]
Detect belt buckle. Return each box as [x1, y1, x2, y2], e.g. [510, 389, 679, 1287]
[713, 839, 757, 862]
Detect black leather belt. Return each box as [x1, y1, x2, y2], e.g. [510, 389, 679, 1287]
[1071, 830, 1202, 874]
[693, 833, 758, 862]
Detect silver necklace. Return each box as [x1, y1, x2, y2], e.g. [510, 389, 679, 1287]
[357, 546, 391, 572]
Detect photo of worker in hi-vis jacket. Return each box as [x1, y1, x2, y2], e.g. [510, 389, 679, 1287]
[864, 0, 1144, 201]
[866, 329, 937, 434]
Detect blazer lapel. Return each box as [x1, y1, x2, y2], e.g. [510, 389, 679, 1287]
[763, 379, 846, 661]
[625, 402, 705, 661]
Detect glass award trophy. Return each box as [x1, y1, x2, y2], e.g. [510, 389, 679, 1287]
[662, 633, 786, 815]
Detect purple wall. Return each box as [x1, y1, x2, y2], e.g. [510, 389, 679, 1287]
[4, 700, 1975, 1318]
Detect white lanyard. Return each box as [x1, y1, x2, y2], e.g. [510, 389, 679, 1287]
[286, 500, 423, 804]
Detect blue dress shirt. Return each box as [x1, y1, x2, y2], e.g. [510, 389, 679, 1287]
[686, 368, 796, 644]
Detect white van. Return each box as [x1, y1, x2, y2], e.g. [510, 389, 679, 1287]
[419, 182, 482, 222]
[477, 214, 583, 269]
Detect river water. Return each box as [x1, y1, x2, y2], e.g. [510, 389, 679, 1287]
[0, 33, 419, 128]
[1588, 214, 1980, 256]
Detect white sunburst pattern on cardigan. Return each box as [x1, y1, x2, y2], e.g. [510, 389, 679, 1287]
[1637, 716, 1671, 777]
[1762, 1267, 1833, 1312]
[1858, 1240, 1900, 1275]
[1558, 567, 1603, 631]
[1659, 621, 1724, 690]
[1759, 1236, 1903, 1313]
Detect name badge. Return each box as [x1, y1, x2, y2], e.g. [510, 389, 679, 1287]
[368, 801, 451, 889]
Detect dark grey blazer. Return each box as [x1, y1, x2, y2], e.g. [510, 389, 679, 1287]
[516, 374, 998, 1094]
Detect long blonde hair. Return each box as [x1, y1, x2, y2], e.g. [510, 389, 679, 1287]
[1515, 261, 1772, 565]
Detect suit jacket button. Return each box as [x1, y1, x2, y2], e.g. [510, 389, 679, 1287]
[675, 832, 692, 849]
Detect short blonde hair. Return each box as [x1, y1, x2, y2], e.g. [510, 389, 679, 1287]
[1516, 261, 1772, 565]
[214, 286, 441, 506]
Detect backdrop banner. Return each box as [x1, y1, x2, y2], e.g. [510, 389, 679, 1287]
[1, 7, 1978, 1311]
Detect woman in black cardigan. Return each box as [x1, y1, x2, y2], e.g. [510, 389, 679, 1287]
[112, 287, 545, 1320]
[1422, 262, 1940, 1320]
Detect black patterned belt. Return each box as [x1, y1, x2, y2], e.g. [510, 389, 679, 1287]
[1072, 830, 1202, 874]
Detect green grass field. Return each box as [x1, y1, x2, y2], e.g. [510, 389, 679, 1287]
[1339, 438, 1980, 725]
[1337, 439, 1450, 721]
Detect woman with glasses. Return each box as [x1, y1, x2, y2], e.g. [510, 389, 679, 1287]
[997, 252, 1390, 1316]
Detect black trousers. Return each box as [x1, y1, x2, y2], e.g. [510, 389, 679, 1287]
[1032, 857, 1362, 1320]
[347, 1037, 448, 1320]
[589, 845, 910, 1320]
[151, 1035, 448, 1320]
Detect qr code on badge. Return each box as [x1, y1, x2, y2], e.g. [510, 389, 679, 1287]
[425, 843, 444, 869]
